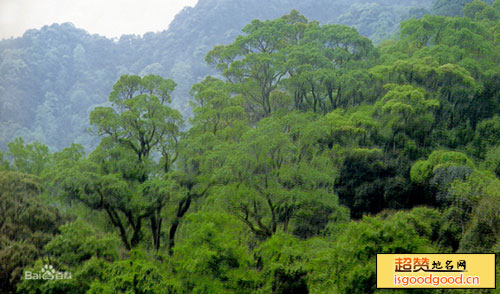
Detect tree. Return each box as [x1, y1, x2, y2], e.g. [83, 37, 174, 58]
[458, 176, 500, 252]
[205, 13, 298, 119]
[307, 209, 437, 294]
[432, 0, 474, 17]
[484, 145, 500, 177]
[0, 171, 66, 294]
[206, 10, 375, 118]
[16, 219, 120, 294]
[57, 74, 183, 251]
[89, 74, 182, 166]
[286, 23, 374, 112]
[86, 250, 178, 294]
[189, 76, 247, 138]
[7, 137, 51, 176]
[171, 212, 259, 293]
[464, 0, 499, 21]
[199, 112, 346, 240]
[374, 84, 439, 157]
[334, 148, 410, 218]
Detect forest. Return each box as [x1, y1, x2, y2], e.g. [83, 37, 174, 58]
[0, 0, 437, 151]
[0, 0, 499, 293]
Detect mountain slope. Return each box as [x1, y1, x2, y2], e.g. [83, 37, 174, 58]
[0, 0, 432, 150]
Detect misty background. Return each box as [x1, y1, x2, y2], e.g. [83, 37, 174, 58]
[0, 0, 482, 151]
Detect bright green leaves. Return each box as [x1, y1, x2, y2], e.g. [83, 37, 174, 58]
[472, 115, 500, 156]
[399, 13, 496, 68]
[90, 74, 182, 162]
[457, 175, 500, 252]
[206, 16, 293, 119]
[410, 150, 475, 185]
[195, 111, 347, 240]
[286, 24, 374, 112]
[87, 250, 177, 294]
[45, 219, 119, 266]
[7, 137, 51, 176]
[206, 11, 375, 117]
[375, 84, 439, 156]
[304, 208, 438, 294]
[172, 212, 258, 293]
[17, 219, 121, 294]
[484, 145, 500, 176]
[377, 5, 500, 146]
[189, 76, 247, 139]
[54, 74, 185, 252]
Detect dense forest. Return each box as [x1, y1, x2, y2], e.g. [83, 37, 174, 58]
[0, 0, 435, 151]
[1, 0, 499, 293]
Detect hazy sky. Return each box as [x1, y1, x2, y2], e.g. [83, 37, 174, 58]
[0, 0, 198, 40]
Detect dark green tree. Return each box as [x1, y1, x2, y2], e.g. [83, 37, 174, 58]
[0, 171, 66, 294]
[56, 74, 182, 251]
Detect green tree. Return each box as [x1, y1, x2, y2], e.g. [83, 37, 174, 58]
[374, 84, 439, 157]
[56, 74, 183, 251]
[0, 171, 66, 294]
[206, 13, 297, 119]
[87, 250, 179, 294]
[189, 76, 247, 138]
[171, 212, 259, 293]
[307, 209, 437, 294]
[7, 137, 51, 176]
[16, 219, 120, 294]
[464, 0, 499, 21]
[334, 148, 411, 218]
[286, 23, 374, 112]
[484, 145, 500, 176]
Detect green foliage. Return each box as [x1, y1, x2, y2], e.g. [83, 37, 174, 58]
[7, 138, 51, 176]
[89, 74, 182, 164]
[254, 233, 309, 293]
[465, 0, 500, 21]
[54, 74, 184, 252]
[375, 84, 439, 157]
[473, 115, 500, 156]
[0, 171, 66, 294]
[308, 209, 437, 293]
[172, 212, 259, 293]
[45, 219, 120, 266]
[189, 76, 247, 138]
[17, 219, 120, 294]
[87, 250, 179, 294]
[458, 178, 500, 252]
[410, 150, 475, 185]
[3, 5, 500, 293]
[484, 145, 500, 176]
[207, 11, 374, 118]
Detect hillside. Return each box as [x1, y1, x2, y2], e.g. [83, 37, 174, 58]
[0, 0, 432, 150]
[1, 1, 499, 293]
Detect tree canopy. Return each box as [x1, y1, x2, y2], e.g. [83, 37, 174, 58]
[4, 1, 500, 293]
